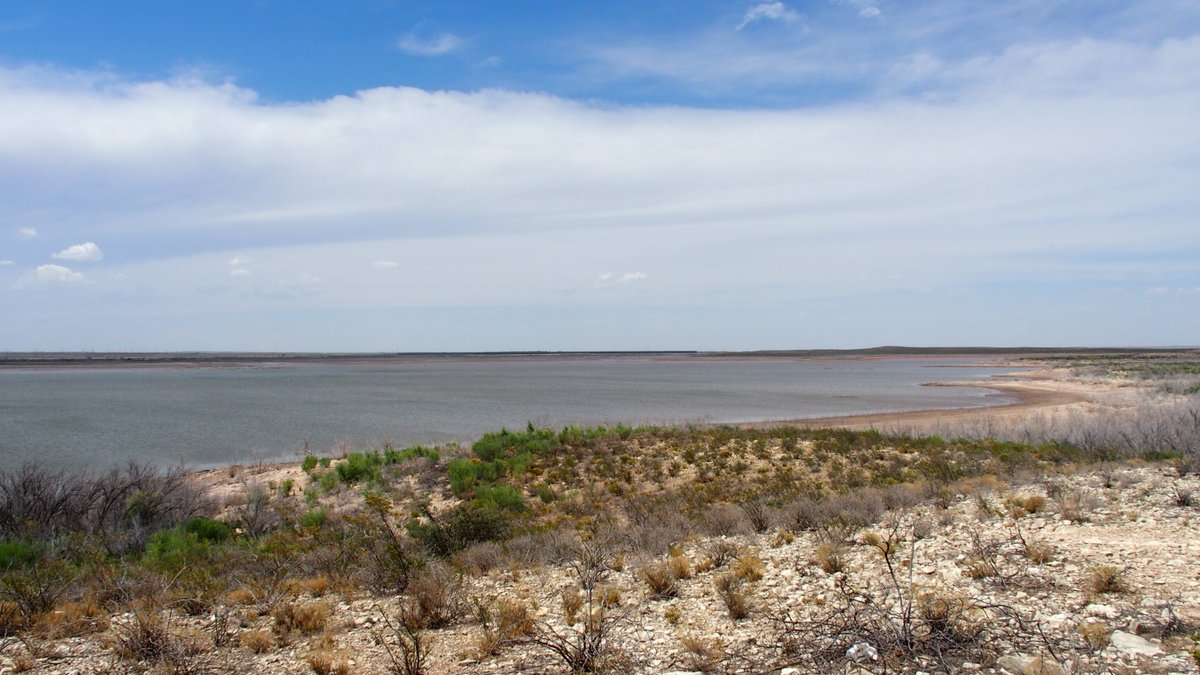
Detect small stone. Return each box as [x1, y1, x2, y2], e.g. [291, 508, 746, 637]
[1109, 630, 1163, 656]
[846, 642, 878, 662]
[996, 653, 1066, 675]
[1085, 603, 1120, 619]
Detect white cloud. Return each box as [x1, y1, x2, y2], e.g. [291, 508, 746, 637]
[596, 271, 648, 287]
[859, 6, 882, 18]
[372, 260, 400, 269]
[51, 241, 103, 261]
[0, 259, 13, 265]
[737, 2, 800, 30]
[18, 227, 37, 239]
[397, 30, 464, 56]
[0, 34, 1197, 347]
[35, 263, 84, 283]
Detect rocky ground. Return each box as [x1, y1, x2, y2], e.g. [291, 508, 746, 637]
[8, 463, 1198, 674]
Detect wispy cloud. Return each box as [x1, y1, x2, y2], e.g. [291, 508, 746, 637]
[52, 241, 103, 262]
[596, 271, 648, 287]
[0, 259, 13, 266]
[35, 264, 84, 283]
[372, 260, 400, 269]
[397, 29, 464, 56]
[737, 2, 800, 30]
[229, 268, 251, 278]
[18, 227, 37, 239]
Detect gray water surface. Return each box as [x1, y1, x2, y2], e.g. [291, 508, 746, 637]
[0, 357, 1019, 469]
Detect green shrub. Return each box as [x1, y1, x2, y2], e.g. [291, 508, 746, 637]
[300, 508, 328, 529]
[474, 484, 526, 512]
[318, 470, 339, 493]
[145, 529, 210, 569]
[408, 502, 511, 557]
[302, 455, 319, 474]
[181, 517, 233, 543]
[336, 452, 383, 484]
[0, 540, 40, 570]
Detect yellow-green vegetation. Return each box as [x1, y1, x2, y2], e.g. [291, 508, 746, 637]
[0, 419, 1194, 670]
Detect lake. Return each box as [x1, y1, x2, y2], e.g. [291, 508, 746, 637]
[0, 356, 1020, 470]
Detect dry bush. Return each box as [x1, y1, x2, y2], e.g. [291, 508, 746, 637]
[715, 574, 751, 620]
[226, 588, 257, 605]
[1021, 537, 1056, 564]
[113, 603, 189, 668]
[680, 633, 726, 672]
[273, 600, 331, 634]
[378, 609, 432, 675]
[732, 554, 765, 583]
[1087, 566, 1128, 594]
[598, 586, 622, 608]
[702, 503, 753, 536]
[641, 561, 679, 599]
[770, 529, 796, 546]
[701, 539, 741, 570]
[402, 564, 461, 629]
[36, 598, 109, 638]
[0, 463, 212, 552]
[1006, 493, 1047, 517]
[529, 539, 625, 674]
[308, 649, 351, 675]
[476, 596, 536, 657]
[240, 629, 275, 653]
[812, 542, 845, 574]
[561, 588, 583, 625]
[1077, 621, 1111, 649]
[1173, 484, 1195, 507]
[1056, 489, 1100, 522]
[454, 541, 504, 576]
[738, 498, 775, 533]
[769, 530, 1051, 673]
[667, 554, 693, 580]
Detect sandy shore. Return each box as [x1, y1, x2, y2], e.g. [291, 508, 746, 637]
[744, 368, 1104, 432]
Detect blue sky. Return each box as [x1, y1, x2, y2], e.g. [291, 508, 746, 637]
[1, 1, 1198, 351]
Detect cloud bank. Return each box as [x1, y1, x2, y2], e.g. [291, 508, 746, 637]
[0, 32, 1197, 349]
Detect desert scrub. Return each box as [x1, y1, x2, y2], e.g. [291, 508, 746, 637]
[1087, 565, 1128, 594]
[732, 554, 765, 583]
[272, 600, 331, 634]
[641, 561, 680, 599]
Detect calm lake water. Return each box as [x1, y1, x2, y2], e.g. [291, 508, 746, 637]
[0, 357, 1019, 470]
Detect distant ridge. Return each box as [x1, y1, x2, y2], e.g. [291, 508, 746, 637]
[709, 346, 1200, 357]
[1, 346, 1195, 368]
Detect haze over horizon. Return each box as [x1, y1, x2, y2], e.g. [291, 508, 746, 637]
[2, 1, 1198, 352]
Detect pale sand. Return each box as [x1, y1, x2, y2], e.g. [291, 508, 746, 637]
[743, 368, 1110, 432]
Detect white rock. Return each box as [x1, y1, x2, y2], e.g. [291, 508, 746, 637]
[846, 642, 878, 662]
[1085, 603, 1120, 619]
[1109, 630, 1163, 656]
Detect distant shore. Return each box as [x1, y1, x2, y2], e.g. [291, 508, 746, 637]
[747, 370, 1099, 432]
[0, 346, 1188, 370]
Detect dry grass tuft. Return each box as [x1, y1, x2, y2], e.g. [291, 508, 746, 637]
[641, 561, 679, 599]
[812, 543, 845, 574]
[273, 600, 331, 635]
[732, 554, 765, 583]
[240, 629, 275, 653]
[307, 649, 351, 675]
[1087, 566, 1128, 594]
[714, 573, 751, 620]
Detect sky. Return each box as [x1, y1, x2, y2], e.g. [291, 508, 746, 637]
[1, 1, 1198, 352]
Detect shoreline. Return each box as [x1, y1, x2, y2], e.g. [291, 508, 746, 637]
[194, 371, 1099, 487]
[740, 372, 1097, 432]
